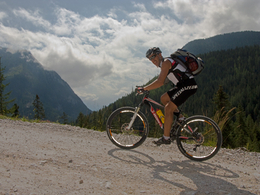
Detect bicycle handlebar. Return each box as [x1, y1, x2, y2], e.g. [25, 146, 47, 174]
[135, 86, 149, 96]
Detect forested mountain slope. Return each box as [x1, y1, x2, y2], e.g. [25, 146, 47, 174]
[100, 45, 260, 121]
[84, 45, 260, 151]
[0, 48, 91, 121]
[185, 45, 260, 119]
[183, 31, 260, 55]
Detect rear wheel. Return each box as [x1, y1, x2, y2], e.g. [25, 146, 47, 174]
[106, 107, 149, 149]
[176, 115, 222, 161]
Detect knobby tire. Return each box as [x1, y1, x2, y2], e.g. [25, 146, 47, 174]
[106, 107, 149, 149]
[176, 115, 222, 161]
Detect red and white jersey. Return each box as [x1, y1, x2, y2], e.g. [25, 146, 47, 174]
[162, 58, 193, 85]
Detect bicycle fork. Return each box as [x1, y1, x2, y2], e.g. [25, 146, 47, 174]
[126, 106, 141, 130]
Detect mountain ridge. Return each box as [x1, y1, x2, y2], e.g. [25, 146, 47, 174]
[0, 47, 91, 122]
[83, 32, 260, 147]
[183, 31, 260, 54]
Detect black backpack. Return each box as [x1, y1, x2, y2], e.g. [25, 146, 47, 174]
[170, 49, 204, 76]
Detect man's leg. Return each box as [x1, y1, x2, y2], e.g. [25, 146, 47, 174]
[161, 92, 184, 119]
[161, 93, 178, 137]
[153, 93, 178, 145]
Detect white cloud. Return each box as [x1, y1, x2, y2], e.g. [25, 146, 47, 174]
[52, 8, 82, 36]
[157, 0, 260, 36]
[0, 0, 260, 110]
[132, 2, 146, 12]
[13, 8, 51, 29]
[0, 11, 7, 20]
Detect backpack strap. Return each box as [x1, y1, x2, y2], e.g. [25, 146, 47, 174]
[165, 57, 177, 68]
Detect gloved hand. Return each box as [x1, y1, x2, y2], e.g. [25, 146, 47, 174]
[136, 86, 145, 94]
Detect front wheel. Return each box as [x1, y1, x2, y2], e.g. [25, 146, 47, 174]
[176, 115, 222, 161]
[106, 107, 149, 149]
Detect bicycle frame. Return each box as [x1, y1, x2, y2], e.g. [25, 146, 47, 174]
[144, 96, 165, 129]
[106, 91, 222, 160]
[139, 92, 165, 129]
[134, 92, 192, 140]
[140, 92, 194, 138]
[127, 91, 164, 130]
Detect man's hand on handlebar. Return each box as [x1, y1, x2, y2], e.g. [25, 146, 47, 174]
[136, 86, 145, 94]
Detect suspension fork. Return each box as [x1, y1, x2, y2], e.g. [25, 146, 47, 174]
[126, 96, 149, 130]
[126, 92, 149, 130]
[126, 106, 141, 130]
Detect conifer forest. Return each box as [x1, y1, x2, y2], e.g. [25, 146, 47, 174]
[80, 45, 260, 152]
[1, 45, 260, 152]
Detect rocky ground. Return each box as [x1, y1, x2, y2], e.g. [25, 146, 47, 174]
[0, 119, 259, 195]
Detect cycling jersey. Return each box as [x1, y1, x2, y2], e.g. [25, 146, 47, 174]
[163, 58, 194, 85]
[161, 58, 197, 107]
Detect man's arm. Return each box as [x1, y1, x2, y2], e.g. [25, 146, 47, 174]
[144, 60, 171, 91]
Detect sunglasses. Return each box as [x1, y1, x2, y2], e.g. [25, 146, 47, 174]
[148, 54, 157, 61]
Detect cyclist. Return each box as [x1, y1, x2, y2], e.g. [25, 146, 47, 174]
[137, 47, 198, 145]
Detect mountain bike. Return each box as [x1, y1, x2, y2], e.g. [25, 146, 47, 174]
[106, 90, 222, 161]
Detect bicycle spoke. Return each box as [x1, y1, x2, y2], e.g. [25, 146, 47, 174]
[106, 107, 149, 149]
[177, 116, 222, 161]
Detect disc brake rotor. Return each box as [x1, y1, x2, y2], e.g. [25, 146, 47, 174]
[194, 133, 204, 144]
[121, 123, 133, 134]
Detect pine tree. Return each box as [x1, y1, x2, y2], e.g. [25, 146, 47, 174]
[213, 86, 229, 114]
[76, 112, 85, 127]
[85, 115, 90, 129]
[245, 115, 259, 151]
[0, 57, 15, 115]
[97, 110, 104, 131]
[60, 112, 68, 124]
[233, 105, 247, 148]
[91, 111, 97, 130]
[11, 103, 19, 117]
[213, 85, 234, 147]
[32, 94, 45, 120]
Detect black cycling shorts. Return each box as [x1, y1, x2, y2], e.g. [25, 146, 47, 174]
[167, 78, 197, 107]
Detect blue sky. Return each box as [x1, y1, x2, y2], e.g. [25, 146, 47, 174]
[0, 0, 260, 111]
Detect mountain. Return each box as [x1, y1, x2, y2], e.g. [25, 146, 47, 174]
[74, 31, 260, 151]
[102, 45, 260, 121]
[183, 31, 260, 54]
[0, 47, 91, 122]
[84, 44, 260, 151]
[88, 31, 260, 123]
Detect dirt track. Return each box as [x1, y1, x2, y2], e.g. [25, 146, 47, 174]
[0, 119, 259, 194]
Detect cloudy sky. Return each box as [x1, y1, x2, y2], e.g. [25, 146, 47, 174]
[0, 0, 260, 110]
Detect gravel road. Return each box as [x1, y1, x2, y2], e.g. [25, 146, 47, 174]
[0, 119, 259, 195]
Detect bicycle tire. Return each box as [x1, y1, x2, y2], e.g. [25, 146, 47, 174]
[176, 115, 222, 161]
[106, 107, 149, 149]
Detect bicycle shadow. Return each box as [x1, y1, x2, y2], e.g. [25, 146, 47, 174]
[108, 148, 254, 195]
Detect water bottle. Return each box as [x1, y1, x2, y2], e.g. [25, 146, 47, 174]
[156, 109, 165, 123]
